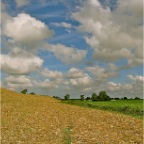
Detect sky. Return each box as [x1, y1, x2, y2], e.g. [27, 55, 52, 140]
[1, 0, 143, 98]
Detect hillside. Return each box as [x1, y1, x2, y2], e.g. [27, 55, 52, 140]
[1, 88, 143, 144]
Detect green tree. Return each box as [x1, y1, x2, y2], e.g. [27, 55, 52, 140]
[80, 95, 84, 101]
[29, 92, 35, 95]
[64, 94, 70, 100]
[99, 91, 110, 101]
[91, 93, 98, 101]
[86, 97, 91, 100]
[53, 96, 61, 100]
[134, 97, 140, 100]
[20, 89, 28, 94]
[123, 97, 128, 100]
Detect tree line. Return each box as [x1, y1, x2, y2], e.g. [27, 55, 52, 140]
[20, 89, 141, 101]
[63, 91, 141, 101]
[63, 91, 110, 101]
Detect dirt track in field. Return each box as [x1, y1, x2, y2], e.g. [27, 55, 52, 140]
[1, 88, 143, 144]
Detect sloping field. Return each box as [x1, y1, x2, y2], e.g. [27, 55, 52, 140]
[1, 88, 143, 144]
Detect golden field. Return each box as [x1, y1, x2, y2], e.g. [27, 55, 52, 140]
[1, 88, 143, 144]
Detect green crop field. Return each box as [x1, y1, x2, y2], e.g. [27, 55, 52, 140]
[62, 99, 144, 118]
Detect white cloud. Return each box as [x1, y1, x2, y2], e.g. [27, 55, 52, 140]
[51, 22, 72, 28]
[108, 63, 118, 71]
[44, 44, 87, 64]
[92, 47, 134, 62]
[72, 0, 143, 66]
[3, 75, 60, 92]
[15, 0, 29, 7]
[85, 65, 118, 80]
[35, 79, 58, 90]
[1, 3, 13, 35]
[88, 0, 101, 7]
[4, 75, 33, 90]
[107, 78, 143, 98]
[6, 75, 32, 84]
[3, 13, 54, 47]
[40, 68, 63, 79]
[86, 65, 105, 78]
[66, 68, 87, 79]
[128, 75, 144, 82]
[107, 82, 132, 92]
[70, 74, 93, 89]
[1, 54, 43, 74]
[114, 0, 143, 27]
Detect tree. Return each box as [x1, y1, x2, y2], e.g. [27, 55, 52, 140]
[99, 91, 110, 101]
[53, 96, 61, 100]
[91, 93, 98, 101]
[29, 92, 35, 95]
[86, 97, 91, 100]
[20, 89, 28, 94]
[134, 97, 140, 100]
[80, 95, 84, 101]
[64, 94, 70, 100]
[123, 97, 128, 100]
[114, 98, 120, 100]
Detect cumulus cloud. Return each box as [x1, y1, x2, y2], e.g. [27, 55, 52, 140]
[107, 82, 132, 92]
[108, 63, 118, 71]
[35, 79, 57, 90]
[1, 3, 13, 35]
[15, 0, 29, 7]
[107, 74, 143, 98]
[1, 54, 43, 74]
[44, 44, 87, 64]
[66, 68, 87, 79]
[113, 0, 143, 28]
[106, 79, 143, 98]
[3, 75, 60, 92]
[4, 75, 33, 90]
[85, 64, 118, 80]
[6, 75, 32, 84]
[40, 68, 63, 79]
[72, 0, 143, 66]
[3, 13, 54, 47]
[1, 12, 55, 75]
[92, 48, 134, 62]
[70, 74, 93, 89]
[128, 75, 144, 82]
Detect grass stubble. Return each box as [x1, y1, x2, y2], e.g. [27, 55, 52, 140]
[1, 88, 143, 144]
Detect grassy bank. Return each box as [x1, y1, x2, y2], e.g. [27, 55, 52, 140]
[62, 99, 143, 118]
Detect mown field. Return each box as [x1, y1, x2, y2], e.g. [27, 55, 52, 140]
[1, 88, 143, 144]
[62, 99, 143, 119]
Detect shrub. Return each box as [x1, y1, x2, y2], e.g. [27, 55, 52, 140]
[29, 92, 35, 95]
[53, 96, 61, 100]
[20, 89, 28, 94]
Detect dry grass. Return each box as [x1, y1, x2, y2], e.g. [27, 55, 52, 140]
[1, 88, 143, 144]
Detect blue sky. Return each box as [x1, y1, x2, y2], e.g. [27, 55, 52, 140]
[1, 0, 143, 98]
